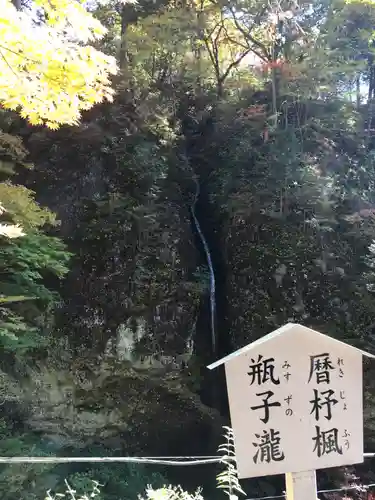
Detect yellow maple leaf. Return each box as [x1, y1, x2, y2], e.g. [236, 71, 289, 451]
[0, 1, 118, 129]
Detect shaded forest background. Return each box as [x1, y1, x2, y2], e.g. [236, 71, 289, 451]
[3, 0, 375, 498]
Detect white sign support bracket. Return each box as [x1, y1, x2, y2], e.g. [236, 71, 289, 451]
[285, 470, 317, 500]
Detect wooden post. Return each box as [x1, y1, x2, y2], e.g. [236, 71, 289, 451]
[285, 470, 318, 500]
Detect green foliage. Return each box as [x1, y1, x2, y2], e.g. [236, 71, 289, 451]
[64, 466, 166, 500]
[190, 92, 375, 351]
[139, 485, 204, 500]
[217, 427, 246, 500]
[49, 476, 202, 500]
[0, 232, 70, 351]
[0, 182, 56, 229]
[45, 427, 242, 500]
[0, 417, 56, 500]
[0, 421, 167, 500]
[0, 128, 71, 353]
[364, 240, 375, 291]
[46, 480, 102, 500]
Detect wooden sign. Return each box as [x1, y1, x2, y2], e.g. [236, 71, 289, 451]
[208, 323, 375, 480]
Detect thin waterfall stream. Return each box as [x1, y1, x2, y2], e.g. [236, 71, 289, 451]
[190, 175, 217, 359]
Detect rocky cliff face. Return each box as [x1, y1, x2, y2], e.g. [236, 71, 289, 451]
[0, 102, 225, 500]
[4, 88, 375, 500]
[1, 348, 223, 455]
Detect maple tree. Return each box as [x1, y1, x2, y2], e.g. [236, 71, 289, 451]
[0, 0, 118, 129]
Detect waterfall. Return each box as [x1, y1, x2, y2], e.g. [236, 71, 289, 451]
[190, 176, 217, 357]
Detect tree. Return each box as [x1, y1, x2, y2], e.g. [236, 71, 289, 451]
[0, 0, 118, 129]
[0, 128, 70, 351]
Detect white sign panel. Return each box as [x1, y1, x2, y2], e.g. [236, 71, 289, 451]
[223, 326, 364, 479]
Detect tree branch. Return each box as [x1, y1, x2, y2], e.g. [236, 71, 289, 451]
[220, 48, 252, 82]
[229, 6, 271, 61]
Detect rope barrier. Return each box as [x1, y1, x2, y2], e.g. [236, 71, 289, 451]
[0, 453, 374, 464]
[0, 456, 224, 465]
[0, 454, 375, 498]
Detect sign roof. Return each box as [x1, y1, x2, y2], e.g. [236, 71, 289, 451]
[207, 323, 375, 370]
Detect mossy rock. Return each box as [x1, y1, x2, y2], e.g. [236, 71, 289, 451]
[8, 359, 224, 456]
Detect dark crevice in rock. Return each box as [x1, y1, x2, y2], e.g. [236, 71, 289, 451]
[184, 115, 232, 417]
[192, 179, 231, 418]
